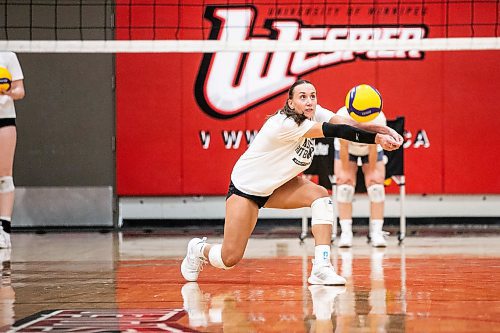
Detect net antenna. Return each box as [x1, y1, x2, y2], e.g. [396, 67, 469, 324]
[0, 0, 499, 53]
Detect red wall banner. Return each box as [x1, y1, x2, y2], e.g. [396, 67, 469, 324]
[115, 1, 500, 195]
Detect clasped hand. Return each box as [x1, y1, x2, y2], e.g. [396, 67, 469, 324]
[375, 132, 404, 151]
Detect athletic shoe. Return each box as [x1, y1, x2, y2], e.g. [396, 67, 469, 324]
[0, 227, 11, 249]
[308, 260, 346, 285]
[370, 231, 387, 247]
[181, 282, 208, 327]
[308, 285, 346, 320]
[181, 237, 207, 282]
[338, 231, 353, 248]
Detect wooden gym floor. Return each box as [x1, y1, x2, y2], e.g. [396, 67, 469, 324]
[0, 230, 499, 332]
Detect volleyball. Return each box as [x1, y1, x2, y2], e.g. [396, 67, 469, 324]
[0, 66, 12, 93]
[345, 84, 382, 122]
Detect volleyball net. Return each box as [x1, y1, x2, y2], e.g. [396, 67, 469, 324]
[0, 0, 499, 53]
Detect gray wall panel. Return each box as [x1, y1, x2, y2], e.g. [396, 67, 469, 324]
[1, 2, 117, 227]
[14, 53, 115, 187]
[14, 186, 113, 227]
[11, 53, 115, 227]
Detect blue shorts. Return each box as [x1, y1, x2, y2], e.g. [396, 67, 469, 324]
[226, 181, 270, 209]
[334, 150, 384, 164]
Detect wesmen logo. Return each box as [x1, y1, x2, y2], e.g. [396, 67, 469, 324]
[195, 5, 427, 119]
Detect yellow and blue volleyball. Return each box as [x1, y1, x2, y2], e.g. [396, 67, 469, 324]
[345, 84, 382, 122]
[0, 66, 12, 92]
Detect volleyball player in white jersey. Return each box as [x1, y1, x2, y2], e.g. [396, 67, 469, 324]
[334, 105, 388, 247]
[0, 52, 25, 249]
[181, 80, 402, 285]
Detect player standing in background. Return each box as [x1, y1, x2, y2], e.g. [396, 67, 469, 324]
[0, 52, 25, 248]
[181, 80, 402, 285]
[335, 85, 388, 247]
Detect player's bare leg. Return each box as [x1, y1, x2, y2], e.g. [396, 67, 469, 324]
[363, 160, 387, 247]
[267, 177, 345, 285]
[0, 126, 16, 249]
[334, 158, 358, 248]
[181, 194, 259, 281]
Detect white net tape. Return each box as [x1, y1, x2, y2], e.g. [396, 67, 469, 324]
[1, 37, 499, 53]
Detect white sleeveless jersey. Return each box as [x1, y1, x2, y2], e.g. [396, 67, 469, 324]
[0, 52, 24, 119]
[231, 105, 334, 196]
[333, 106, 386, 156]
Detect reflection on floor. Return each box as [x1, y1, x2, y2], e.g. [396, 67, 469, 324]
[0, 232, 499, 332]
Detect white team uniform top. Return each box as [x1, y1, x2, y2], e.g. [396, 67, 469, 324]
[231, 105, 335, 196]
[333, 106, 386, 156]
[0, 52, 24, 119]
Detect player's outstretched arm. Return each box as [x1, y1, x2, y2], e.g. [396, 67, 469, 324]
[304, 122, 401, 151]
[328, 114, 403, 146]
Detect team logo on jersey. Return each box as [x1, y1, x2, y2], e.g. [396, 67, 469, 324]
[195, 5, 427, 119]
[293, 138, 315, 166]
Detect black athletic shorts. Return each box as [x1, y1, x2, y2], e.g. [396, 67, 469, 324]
[0, 118, 16, 128]
[226, 181, 270, 209]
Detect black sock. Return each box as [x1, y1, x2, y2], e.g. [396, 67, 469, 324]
[0, 220, 11, 234]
